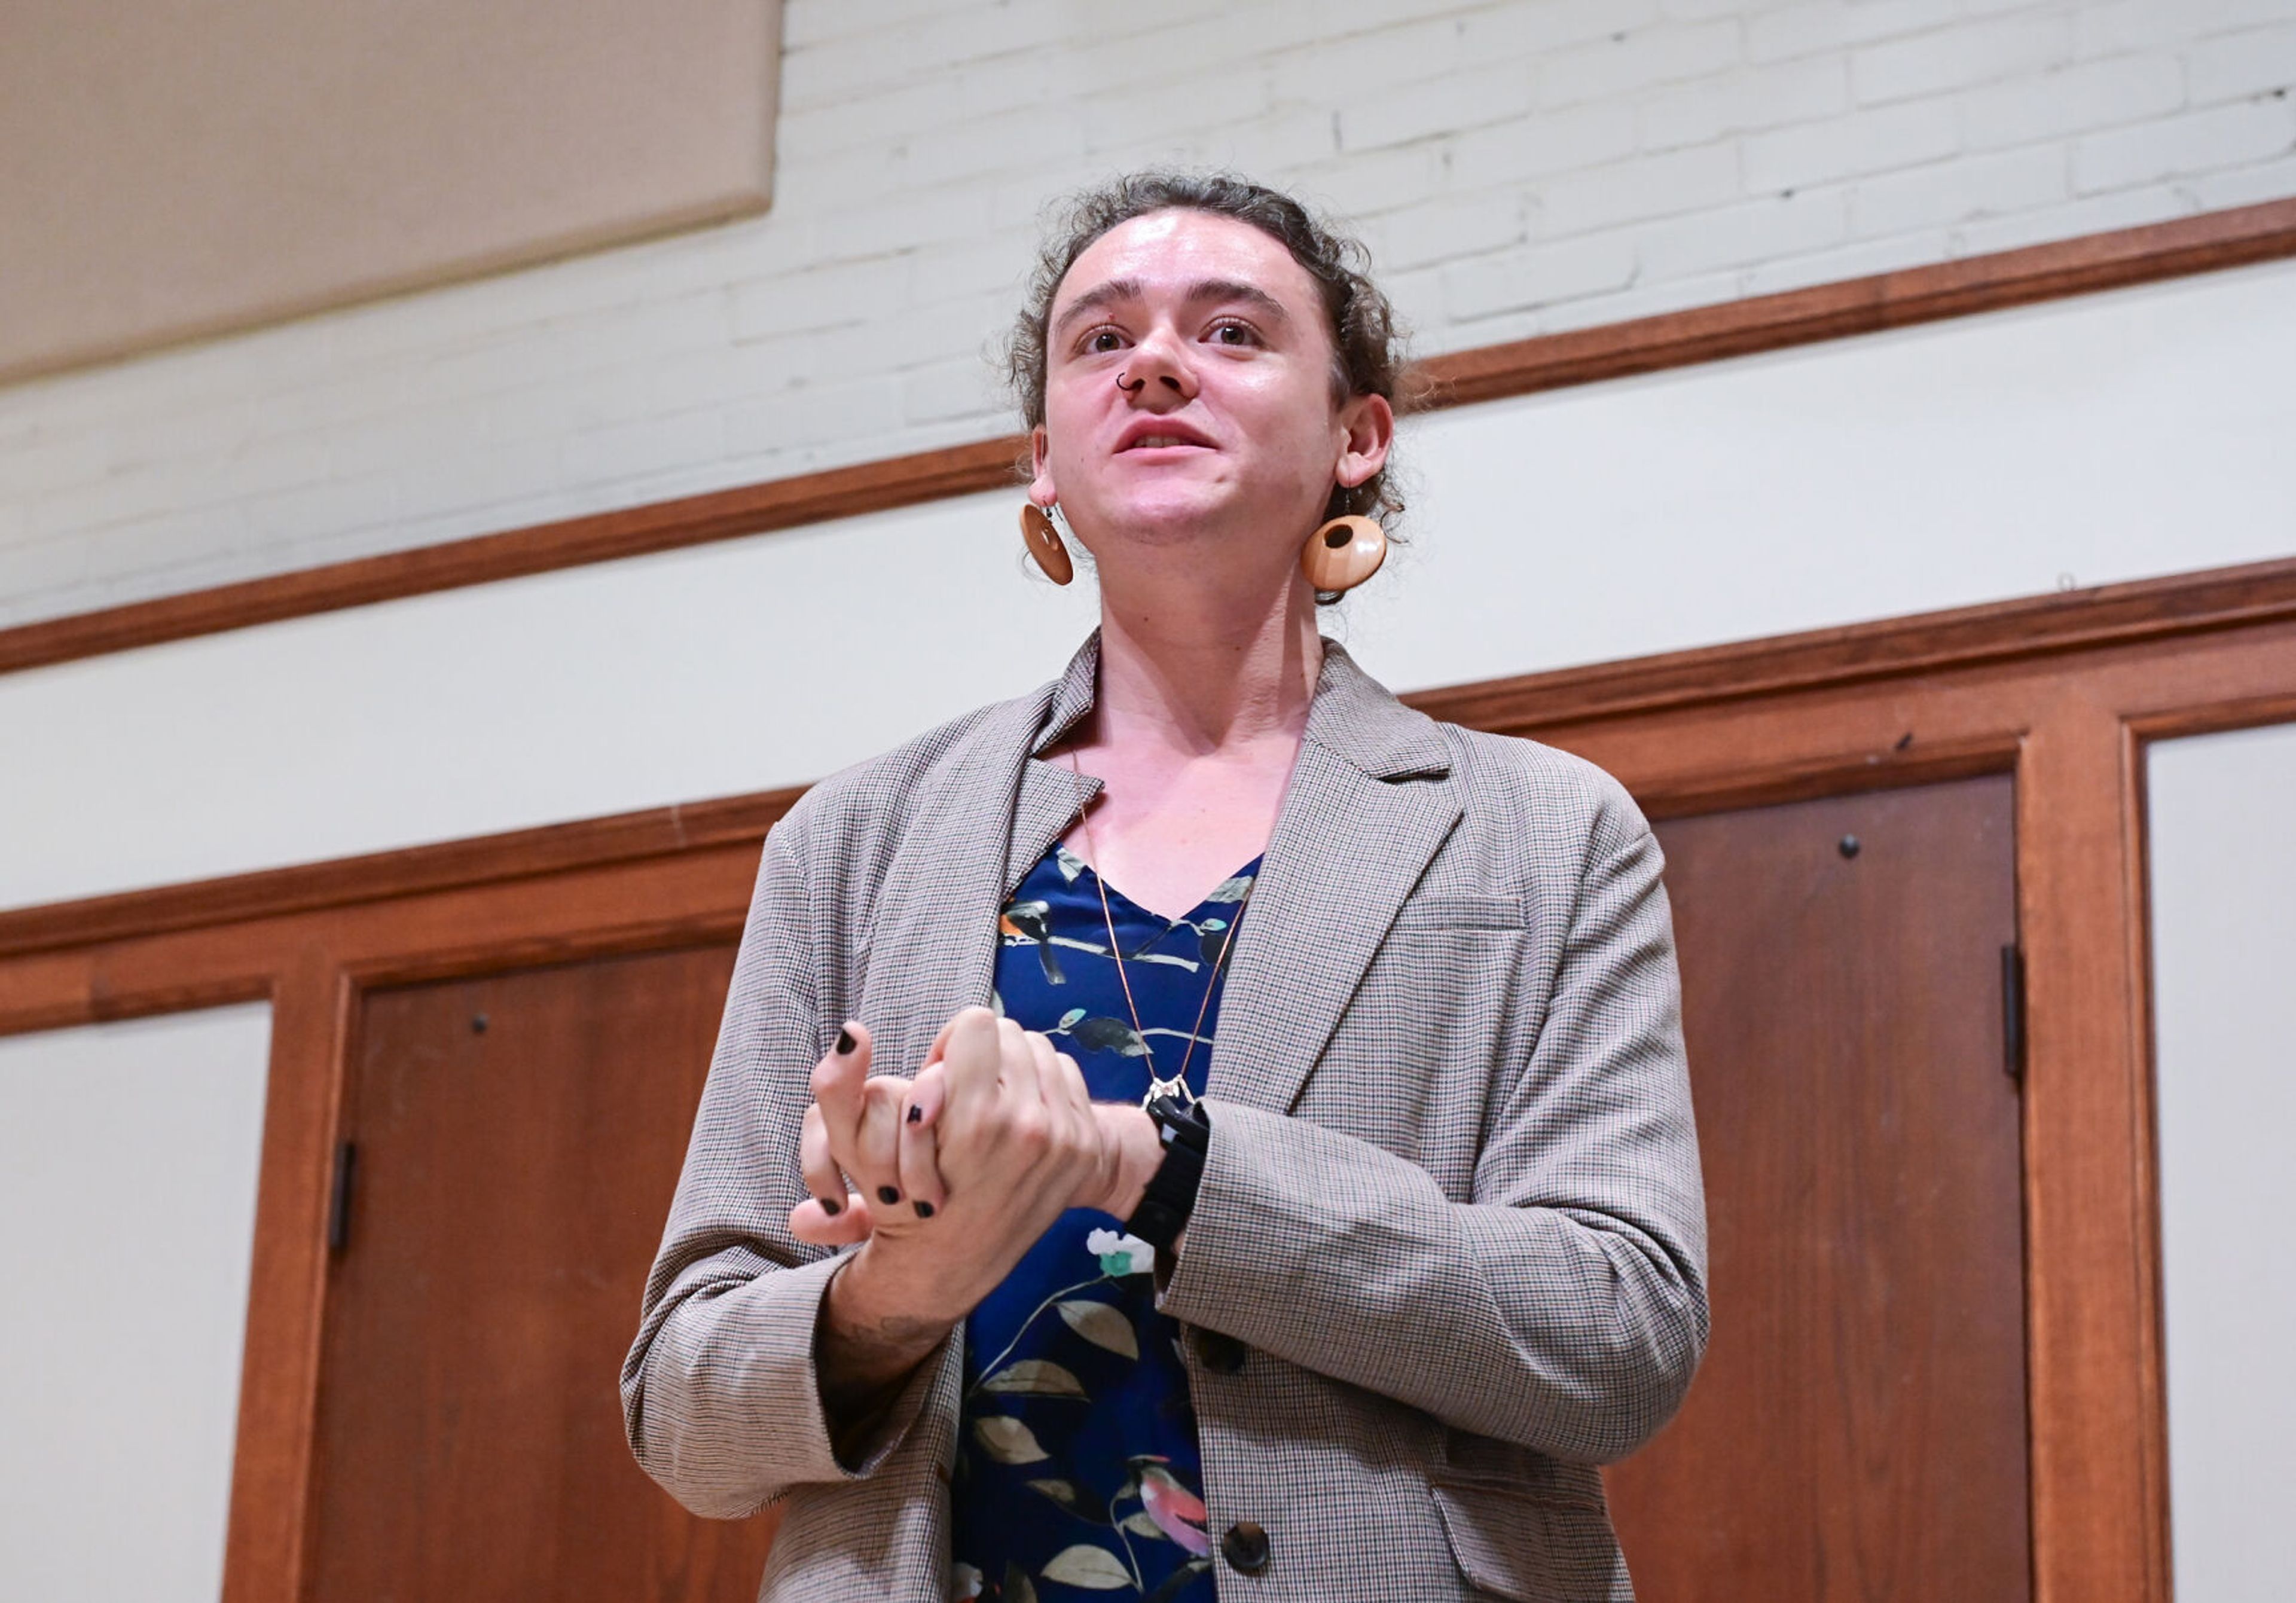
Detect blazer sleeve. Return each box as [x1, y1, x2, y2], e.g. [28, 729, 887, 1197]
[1152, 780, 1709, 1465]
[620, 819, 954, 1519]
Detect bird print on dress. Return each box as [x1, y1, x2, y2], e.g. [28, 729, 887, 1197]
[948, 841, 1260, 1603]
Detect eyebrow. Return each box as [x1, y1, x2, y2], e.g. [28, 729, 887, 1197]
[1051, 276, 1296, 340]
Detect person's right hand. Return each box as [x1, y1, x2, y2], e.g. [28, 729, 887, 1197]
[816, 1006, 1122, 1326]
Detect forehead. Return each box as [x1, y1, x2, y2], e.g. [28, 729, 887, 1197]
[1052, 208, 1323, 317]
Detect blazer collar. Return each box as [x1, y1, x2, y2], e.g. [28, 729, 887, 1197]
[1026, 626, 1452, 783]
[1012, 625, 1463, 1118]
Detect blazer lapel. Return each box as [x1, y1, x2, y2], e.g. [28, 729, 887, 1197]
[1208, 639, 1462, 1116]
[859, 634, 1102, 1071]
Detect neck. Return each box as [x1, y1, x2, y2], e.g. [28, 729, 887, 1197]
[1083, 566, 1324, 759]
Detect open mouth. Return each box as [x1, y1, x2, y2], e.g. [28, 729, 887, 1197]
[1118, 421, 1215, 453]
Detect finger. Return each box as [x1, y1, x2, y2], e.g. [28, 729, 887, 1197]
[897, 1079, 947, 1218]
[790, 1191, 871, 1247]
[797, 1103, 850, 1220]
[854, 1076, 909, 1210]
[939, 1006, 1004, 1120]
[909, 1058, 949, 1127]
[809, 1021, 871, 1161]
[997, 1016, 1045, 1107]
[1028, 1031, 1092, 1152]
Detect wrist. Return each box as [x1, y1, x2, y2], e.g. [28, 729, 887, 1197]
[837, 1235, 966, 1337]
[1090, 1103, 1168, 1220]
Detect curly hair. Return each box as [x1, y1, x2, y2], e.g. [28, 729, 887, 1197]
[1004, 172, 1414, 592]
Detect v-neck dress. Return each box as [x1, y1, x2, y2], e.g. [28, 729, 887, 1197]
[948, 841, 1262, 1603]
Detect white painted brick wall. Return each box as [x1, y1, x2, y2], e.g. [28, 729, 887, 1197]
[3, 0, 2293, 628]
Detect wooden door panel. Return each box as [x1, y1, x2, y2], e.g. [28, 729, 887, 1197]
[1606, 776, 2029, 1600]
[308, 943, 774, 1603]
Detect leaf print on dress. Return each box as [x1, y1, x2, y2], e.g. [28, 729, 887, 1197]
[1064, 1014, 1150, 1057]
[974, 1415, 1051, 1464]
[980, 1358, 1090, 1398]
[1054, 1298, 1138, 1359]
[1042, 1543, 1134, 1590]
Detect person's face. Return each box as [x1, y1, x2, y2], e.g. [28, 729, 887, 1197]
[1031, 209, 1391, 576]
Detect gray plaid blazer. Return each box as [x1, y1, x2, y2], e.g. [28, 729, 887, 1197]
[623, 629, 1708, 1602]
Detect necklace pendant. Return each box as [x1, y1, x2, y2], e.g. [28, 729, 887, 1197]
[1142, 1074, 1196, 1113]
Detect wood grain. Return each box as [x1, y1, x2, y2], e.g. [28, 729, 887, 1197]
[4, 197, 2290, 680]
[1608, 777, 2028, 1599]
[0, 787, 799, 961]
[221, 952, 348, 1603]
[306, 946, 779, 1603]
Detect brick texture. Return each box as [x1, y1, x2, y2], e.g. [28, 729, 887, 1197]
[3, 0, 2292, 627]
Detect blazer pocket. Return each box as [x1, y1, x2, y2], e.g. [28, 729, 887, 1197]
[1388, 893, 1526, 933]
[1429, 1476, 1623, 1603]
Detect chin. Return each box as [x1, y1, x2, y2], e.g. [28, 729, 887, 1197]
[1096, 482, 1234, 540]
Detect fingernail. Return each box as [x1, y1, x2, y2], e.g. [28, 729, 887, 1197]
[914, 1199, 935, 1219]
[835, 1025, 856, 1055]
[877, 1184, 900, 1205]
[907, 1104, 923, 1123]
[820, 1196, 842, 1216]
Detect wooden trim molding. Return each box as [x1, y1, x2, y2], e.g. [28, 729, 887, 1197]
[3, 196, 2292, 680]
[6, 549, 2294, 963]
[1420, 195, 2296, 408]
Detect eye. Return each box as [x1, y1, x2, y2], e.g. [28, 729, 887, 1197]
[1208, 320, 1258, 347]
[1084, 327, 1125, 354]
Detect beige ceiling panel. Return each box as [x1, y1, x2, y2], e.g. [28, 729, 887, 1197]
[1, 0, 780, 382]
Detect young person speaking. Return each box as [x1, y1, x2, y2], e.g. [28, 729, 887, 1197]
[624, 172, 1709, 1603]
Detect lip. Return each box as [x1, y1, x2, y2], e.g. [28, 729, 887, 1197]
[1116, 419, 1216, 453]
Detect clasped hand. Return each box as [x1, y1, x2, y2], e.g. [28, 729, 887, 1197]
[788, 1006, 1165, 1321]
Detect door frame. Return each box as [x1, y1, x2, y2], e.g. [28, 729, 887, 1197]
[5, 555, 2294, 1603]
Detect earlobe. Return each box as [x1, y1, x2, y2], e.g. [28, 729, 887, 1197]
[1030, 425, 1058, 505]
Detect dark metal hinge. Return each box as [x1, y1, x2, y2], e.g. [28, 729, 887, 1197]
[327, 1140, 358, 1253]
[2001, 945, 2027, 1084]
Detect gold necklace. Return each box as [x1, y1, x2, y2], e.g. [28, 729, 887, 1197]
[1067, 752, 1257, 1111]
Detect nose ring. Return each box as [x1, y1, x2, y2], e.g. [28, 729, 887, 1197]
[1115, 370, 1144, 395]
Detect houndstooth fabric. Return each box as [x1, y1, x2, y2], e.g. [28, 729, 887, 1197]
[621, 628, 1708, 1603]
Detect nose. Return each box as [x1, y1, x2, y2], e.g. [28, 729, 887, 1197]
[1119, 326, 1197, 405]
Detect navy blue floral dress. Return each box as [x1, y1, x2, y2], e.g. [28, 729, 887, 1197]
[948, 840, 1260, 1603]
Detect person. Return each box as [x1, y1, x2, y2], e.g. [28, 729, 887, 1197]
[621, 171, 1708, 1603]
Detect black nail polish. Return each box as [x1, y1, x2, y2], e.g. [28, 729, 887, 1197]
[878, 1184, 900, 1205]
[906, 1104, 922, 1123]
[835, 1025, 856, 1055]
[914, 1199, 935, 1219]
[820, 1196, 842, 1216]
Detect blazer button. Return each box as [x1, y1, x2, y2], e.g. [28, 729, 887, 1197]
[1195, 1329, 1247, 1373]
[1221, 1520, 1271, 1575]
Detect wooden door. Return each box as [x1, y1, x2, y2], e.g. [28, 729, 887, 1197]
[1605, 775, 2030, 1599]
[307, 944, 776, 1603]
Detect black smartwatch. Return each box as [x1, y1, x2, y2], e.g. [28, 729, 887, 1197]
[1124, 1092, 1211, 1251]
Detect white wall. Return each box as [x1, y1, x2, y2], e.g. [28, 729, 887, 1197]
[2147, 722, 2296, 1603]
[0, 1004, 273, 1603]
[2, 0, 2292, 628]
[3, 254, 2290, 913]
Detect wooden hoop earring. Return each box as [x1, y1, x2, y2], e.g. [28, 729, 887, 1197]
[1021, 502, 1074, 585]
[1300, 514, 1387, 593]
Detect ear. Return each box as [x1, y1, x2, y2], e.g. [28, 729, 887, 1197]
[1333, 392, 1394, 490]
[1030, 424, 1058, 506]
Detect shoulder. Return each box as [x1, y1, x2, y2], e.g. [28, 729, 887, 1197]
[1433, 719, 1657, 868]
[763, 683, 1040, 870]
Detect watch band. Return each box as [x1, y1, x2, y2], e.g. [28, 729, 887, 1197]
[1125, 1092, 1210, 1251]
